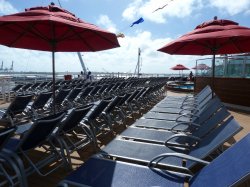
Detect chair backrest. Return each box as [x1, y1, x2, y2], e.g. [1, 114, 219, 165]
[187, 117, 242, 168]
[12, 84, 24, 92]
[6, 94, 33, 118]
[117, 93, 132, 106]
[18, 112, 65, 151]
[193, 96, 223, 124]
[30, 82, 41, 90]
[60, 104, 93, 133]
[196, 86, 212, 106]
[104, 96, 124, 114]
[97, 84, 108, 95]
[87, 99, 112, 121]
[190, 133, 250, 187]
[31, 92, 52, 110]
[192, 106, 230, 138]
[53, 89, 71, 105]
[37, 81, 48, 89]
[0, 126, 16, 150]
[104, 83, 115, 93]
[80, 86, 94, 98]
[66, 88, 82, 102]
[21, 83, 33, 91]
[89, 85, 102, 96]
[195, 85, 211, 98]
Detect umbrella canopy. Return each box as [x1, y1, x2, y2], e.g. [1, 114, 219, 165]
[171, 64, 189, 70]
[170, 64, 189, 77]
[0, 5, 120, 51]
[158, 17, 250, 92]
[0, 4, 120, 112]
[192, 63, 210, 70]
[158, 17, 250, 55]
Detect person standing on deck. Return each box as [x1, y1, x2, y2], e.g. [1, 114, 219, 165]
[86, 71, 92, 82]
[189, 71, 193, 81]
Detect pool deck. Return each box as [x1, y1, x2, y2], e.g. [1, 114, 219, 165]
[1, 91, 250, 186]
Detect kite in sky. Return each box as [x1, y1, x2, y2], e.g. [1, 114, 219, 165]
[152, 0, 174, 13]
[130, 17, 144, 27]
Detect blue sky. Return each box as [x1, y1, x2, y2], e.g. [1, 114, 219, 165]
[0, 0, 250, 74]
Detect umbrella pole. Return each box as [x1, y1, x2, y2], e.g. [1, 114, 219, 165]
[212, 53, 215, 97]
[52, 51, 56, 114]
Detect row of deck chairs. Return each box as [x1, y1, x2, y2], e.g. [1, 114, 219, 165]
[58, 85, 250, 187]
[0, 78, 167, 186]
[11, 77, 167, 96]
[0, 77, 167, 124]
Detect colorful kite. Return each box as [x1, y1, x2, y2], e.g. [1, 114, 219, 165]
[130, 17, 144, 27]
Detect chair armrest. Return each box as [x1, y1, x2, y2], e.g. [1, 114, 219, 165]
[148, 152, 209, 172]
[178, 108, 199, 115]
[164, 134, 201, 147]
[175, 113, 199, 122]
[181, 102, 199, 108]
[171, 122, 200, 131]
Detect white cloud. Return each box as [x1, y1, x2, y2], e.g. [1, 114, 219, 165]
[245, 10, 250, 15]
[122, 0, 143, 20]
[0, 46, 83, 73]
[0, 30, 199, 75]
[96, 15, 117, 33]
[209, 0, 250, 15]
[75, 31, 199, 74]
[0, 0, 18, 15]
[122, 0, 203, 23]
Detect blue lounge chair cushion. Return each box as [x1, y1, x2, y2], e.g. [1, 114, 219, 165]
[61, 157, 185, 187]
[4, 137, 20, 151]
[190, 133, 250, 187]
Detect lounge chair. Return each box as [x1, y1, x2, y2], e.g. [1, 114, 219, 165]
[101, 95, 127, 127]
[3, 112, 66, 184]
[135, 96, 223, 130]
[55, 104, 95, 167]
[0, 126, 28, 187]
[0, 94, 33, 122]
[62, 88, 82, 109]
[157, 85, 212, 109]
[83, 98, 113, 140]
[58, 133, 250, 187]
[165, 85, 211, 101]
[27, 91, 53, 118]
[150, 87, 212, 114]
[99, 117, 242, 170]
[120, 106, 230, 146]
[75, 86, 94, 105]
[47, 89, 71, 112]
[143, 93, 217, 121]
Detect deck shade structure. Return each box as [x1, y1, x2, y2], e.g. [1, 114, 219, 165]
[0, 4, 120, 112]
[192, 63, 211, 75]
[158, 17, 250, 92]
[170, 64, 189, 76]
[192, 63, 211, 70]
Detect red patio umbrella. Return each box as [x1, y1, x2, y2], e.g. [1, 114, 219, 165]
[170, 64, 189, 76]
[0, 4, 120, 112]
[158, 16, 250, 92]
[171, 64, 189, 70]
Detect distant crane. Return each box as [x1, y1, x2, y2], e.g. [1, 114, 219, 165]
[9, 61, 13, 71]
[77, 52, 87, 75]
[134, 48, 142, 77]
